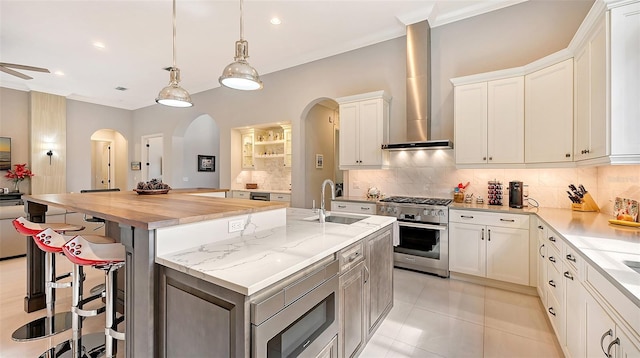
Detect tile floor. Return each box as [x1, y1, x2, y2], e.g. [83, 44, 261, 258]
[0, 256, 562, 357]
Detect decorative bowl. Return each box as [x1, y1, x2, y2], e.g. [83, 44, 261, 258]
[134, 189, 170, 195]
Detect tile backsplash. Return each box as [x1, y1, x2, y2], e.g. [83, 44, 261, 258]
[346, 150, 640, 215]
[233, 159, 291, 191]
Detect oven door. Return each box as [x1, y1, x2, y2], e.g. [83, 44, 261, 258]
[394, 221, 449, 276]
[252, 275, 338, 358]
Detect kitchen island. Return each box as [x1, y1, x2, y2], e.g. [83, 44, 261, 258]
[22, 189, 283, 357]
[23, 191, 396, 357]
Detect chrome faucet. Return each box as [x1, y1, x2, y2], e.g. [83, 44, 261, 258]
[319, 179, 336, 223]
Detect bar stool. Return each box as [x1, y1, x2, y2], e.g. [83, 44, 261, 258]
[11, 217, 85, 341]
[63, 235, 125, 358]
[35, 229, 113, 358]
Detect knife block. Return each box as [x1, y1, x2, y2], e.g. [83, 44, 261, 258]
[571, 192, 600, 212]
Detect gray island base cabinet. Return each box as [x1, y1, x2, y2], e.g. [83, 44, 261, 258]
[154, 208, 396, 358]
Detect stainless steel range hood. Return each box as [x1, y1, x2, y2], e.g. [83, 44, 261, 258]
[382, 20, 453, 151]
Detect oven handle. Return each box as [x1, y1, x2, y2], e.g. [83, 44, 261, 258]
[398, 221, 447, 231]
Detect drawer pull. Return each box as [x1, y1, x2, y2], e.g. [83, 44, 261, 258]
[548, 280, 556, 288]
[338, 205, 347, 209]
[461, 215, 474, 219]
[549, 256, 556, 263]
[606, 338, 620, 358]
[539, 244, 545, 258]
[548, 236, 556, 242]
[500, 218, 515, 222]
[348, 252, 360, 262]
[563, 271, 574, 280]
[600, 329, 613, 357]
[360, 207, 371, 211]
[548, 307, 556, 316]
[566, 254, 576, 262]
[537, 225, 544, 230]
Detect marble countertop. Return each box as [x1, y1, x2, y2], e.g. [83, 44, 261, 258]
[452, 204, 640, 307]
[155, 208, 396, 296]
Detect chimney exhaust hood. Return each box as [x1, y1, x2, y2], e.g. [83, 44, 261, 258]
[382, 20, 453, 151]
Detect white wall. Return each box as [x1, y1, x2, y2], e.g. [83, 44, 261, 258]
[0, 88, 30, 192]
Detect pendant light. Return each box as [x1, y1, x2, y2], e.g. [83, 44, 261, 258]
[219, 0, 263, 90]
[156, 0, 193, 107]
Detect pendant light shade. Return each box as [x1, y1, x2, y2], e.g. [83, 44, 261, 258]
[219, 0, 263, 91]
[156, 0, 193, 107]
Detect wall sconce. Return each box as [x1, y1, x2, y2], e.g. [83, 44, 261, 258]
[46, 150, 53, 165]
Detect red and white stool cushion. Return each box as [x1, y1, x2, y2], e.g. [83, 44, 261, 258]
[33, 228, 73, 253]
[13, 216, 85, 236]
[62, 236, 125, 267]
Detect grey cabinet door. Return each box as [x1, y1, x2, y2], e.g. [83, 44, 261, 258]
[340, 261, 365, 358]
[365, 226, 393, 335]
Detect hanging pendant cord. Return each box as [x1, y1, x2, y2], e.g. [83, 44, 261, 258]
[172, 0, 177, 69]
[239, 0, 244, 41]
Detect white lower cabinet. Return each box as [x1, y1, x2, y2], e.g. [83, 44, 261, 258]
[449, 210, 530, 285]
[586, 293, 618, 358]
[563, 265, 584, 358]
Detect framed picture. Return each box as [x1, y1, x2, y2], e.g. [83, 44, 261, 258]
[315, 154, 324, 169]
[198, 155, 215, 172]
[0, 137, 11, 170]
[130, 161, 141, 171]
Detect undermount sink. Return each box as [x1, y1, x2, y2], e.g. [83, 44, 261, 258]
[623, 260, 640, 274]
[306, 214, 368, 225]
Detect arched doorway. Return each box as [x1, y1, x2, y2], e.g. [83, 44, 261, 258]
[90, 129, 128, 190]
[302, 98, 341, 208]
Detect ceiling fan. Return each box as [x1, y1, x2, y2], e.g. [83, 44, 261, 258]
[0, 62, 50, 80]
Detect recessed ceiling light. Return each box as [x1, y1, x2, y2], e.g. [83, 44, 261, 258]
[93, 42, 106, 49]
[54, 71, 64, 76]
[270, 17, 281, 25]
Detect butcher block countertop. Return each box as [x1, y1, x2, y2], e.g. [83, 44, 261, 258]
[24, 189, 285, 230]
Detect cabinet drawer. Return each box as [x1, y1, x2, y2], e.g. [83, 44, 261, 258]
[546, 228, 563, 253]
[270, 193, 291, 202]
[546, 289, 564, 339]
[486, 213, 529, 229]
[563, 243, 583, 276]
[546, 255, 564, 304]
[232, 191, 250, 199]
[331, 201, 376, 214]
[339, 241, 365, 273]
[449, 210, 494, 225]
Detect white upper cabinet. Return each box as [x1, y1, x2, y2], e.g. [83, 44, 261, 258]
[454, 77, 524, 166]
[525, 59, 574, 164]
[337, 91, 390, 170]
[574, 16, 607, 161]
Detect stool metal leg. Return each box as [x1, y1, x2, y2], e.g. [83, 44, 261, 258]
[12, 251, 72, 341]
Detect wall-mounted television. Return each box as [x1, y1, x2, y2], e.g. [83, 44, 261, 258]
[0, 137, 11, 170]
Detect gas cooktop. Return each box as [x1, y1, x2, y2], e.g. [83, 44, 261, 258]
[379, 196, 452, 206]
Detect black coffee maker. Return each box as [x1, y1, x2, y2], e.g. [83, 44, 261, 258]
[509, 181, 524, 208]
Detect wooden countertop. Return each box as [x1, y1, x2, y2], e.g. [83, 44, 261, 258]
[24, 189, 286, 230]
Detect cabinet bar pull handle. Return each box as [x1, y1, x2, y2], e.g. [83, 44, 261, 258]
[348, 252, 360, 262]
[481, 228, 484, 240]
[539, 244, 545, 258]
[500, 218, 515, 222]
[566, 254, 576, 262]
[606, 338, 619, 358]
[548, 307, 556, 316]
[537, 225, 544, 230]
[548, 236, 556, 242]
[548, 280, 556, 287]
[549, 256, 556, 263]
[338, 205, 347, 208]
[361, 207, 370, 210]
[564, 271, 574, 280]
[364, 264, 370, 284]
[600, 329, 613, 356]
[461, 215, 474, 219]
[488, 229, 491, 241]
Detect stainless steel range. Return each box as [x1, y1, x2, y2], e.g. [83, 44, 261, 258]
[377, 196, 451, 277]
